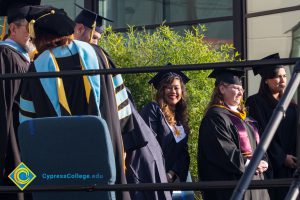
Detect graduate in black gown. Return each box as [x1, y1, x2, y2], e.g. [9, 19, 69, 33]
[19, 6, 170, 200]
[198, 68, 270, 200]
[140, 68, 190, 183]
[0, 1, 40, 200]
[246, 53, 297, 200]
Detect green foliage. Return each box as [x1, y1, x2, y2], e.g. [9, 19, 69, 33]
[99, 25, 237, 185]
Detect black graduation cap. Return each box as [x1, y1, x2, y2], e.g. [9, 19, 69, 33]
[148, 64, 190, 89]
[74, 3, 113, 34]
[0, 0, 41, 23]
[208, 68, 244, 86]
[26, 5, 75, 38]
[252, 53, 283, 79]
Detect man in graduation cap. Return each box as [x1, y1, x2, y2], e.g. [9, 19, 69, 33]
[198, 68, 270, 200]
[74, 4, 112, 45]
[19, 5, 170, 200]
[0, 1, 40, 200]
[246, 53, 297, 200]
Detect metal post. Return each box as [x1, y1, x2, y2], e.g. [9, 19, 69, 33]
[284, 175, 300, 200]
[284, 82, 300, 200]
[231, 60, 300, 200]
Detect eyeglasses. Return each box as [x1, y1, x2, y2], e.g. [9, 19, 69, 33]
[223, 84, 244, 93]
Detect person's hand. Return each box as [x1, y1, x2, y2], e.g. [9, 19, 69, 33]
[284, 154, 297, 169]
[166, 170, 177, 183]
[255, 160, 268, 175]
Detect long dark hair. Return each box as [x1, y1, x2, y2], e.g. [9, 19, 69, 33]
[155, 76, 190, 134]
[258, 68, 295, 107]
[258, 68, 284, 96]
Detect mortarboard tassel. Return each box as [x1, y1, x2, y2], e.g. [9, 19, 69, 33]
[89, 20, 96, 43]
[0, 16, 7, 41]
[28, 19, 36, 38]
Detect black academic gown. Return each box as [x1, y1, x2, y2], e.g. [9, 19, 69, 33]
[20, 41, 170, 200]
[0, 44, 30, 200]
[246, 92, 297, 200]
[97, 48, 171, 200]
[197, 106, 269, 200]
[140, 102, 190, 181]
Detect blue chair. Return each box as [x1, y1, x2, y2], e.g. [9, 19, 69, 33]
[18, 116, 116, 200]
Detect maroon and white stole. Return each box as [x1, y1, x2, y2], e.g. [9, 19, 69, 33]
[212, 105, 260, 158]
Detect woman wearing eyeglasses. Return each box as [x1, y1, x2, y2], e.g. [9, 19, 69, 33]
[197, 68, 269, 200]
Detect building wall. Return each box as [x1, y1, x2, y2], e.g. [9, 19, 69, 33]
[246, 0, 300, 96]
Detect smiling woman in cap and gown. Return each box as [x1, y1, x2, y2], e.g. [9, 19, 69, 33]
[19, 5, 171, 200]
[197, 68, 270, 200]
[140, 66, 190, 186]
[245, 53, 297, 200]
[0, 1, 40, 200]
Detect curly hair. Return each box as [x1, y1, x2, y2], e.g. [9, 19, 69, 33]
[155, 76, 190, 134]
[32, 28, 74, 52]
[205, 81, 246, 113]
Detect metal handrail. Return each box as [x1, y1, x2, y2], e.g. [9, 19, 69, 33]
[0, 58, 298, 80]
[0, 179, 293, 193]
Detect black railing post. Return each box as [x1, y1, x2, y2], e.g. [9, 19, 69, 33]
[284, 66, 300, 199]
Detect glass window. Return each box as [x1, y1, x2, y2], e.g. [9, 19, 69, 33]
[100, 0, 233, 29]
[167, 0, 232, 22]
[172, 21, 233, 45]
[100, 0, 163, 28]
[203, 21, 233, 41]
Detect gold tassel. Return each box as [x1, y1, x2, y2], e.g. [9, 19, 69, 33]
[28, 19, 36, 38]
[29, 10, 56, 39]
[89, 20, 96, 43]
[0, 16, 7, 41]
[29, 49, 38, 61]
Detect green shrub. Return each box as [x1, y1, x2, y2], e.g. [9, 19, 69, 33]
[99, 25, 237, 186]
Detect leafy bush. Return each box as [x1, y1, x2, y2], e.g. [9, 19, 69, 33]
[99, 25, 237, 183]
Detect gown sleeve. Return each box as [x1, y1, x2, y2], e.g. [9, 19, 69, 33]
[140, 103, 160, 138]
[19, 64, 37, 123]
[141, 103, 190, 181]
[0, 46, 27, 183]
[246, 95, 286, 169]
[0, 48, 16, 138]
